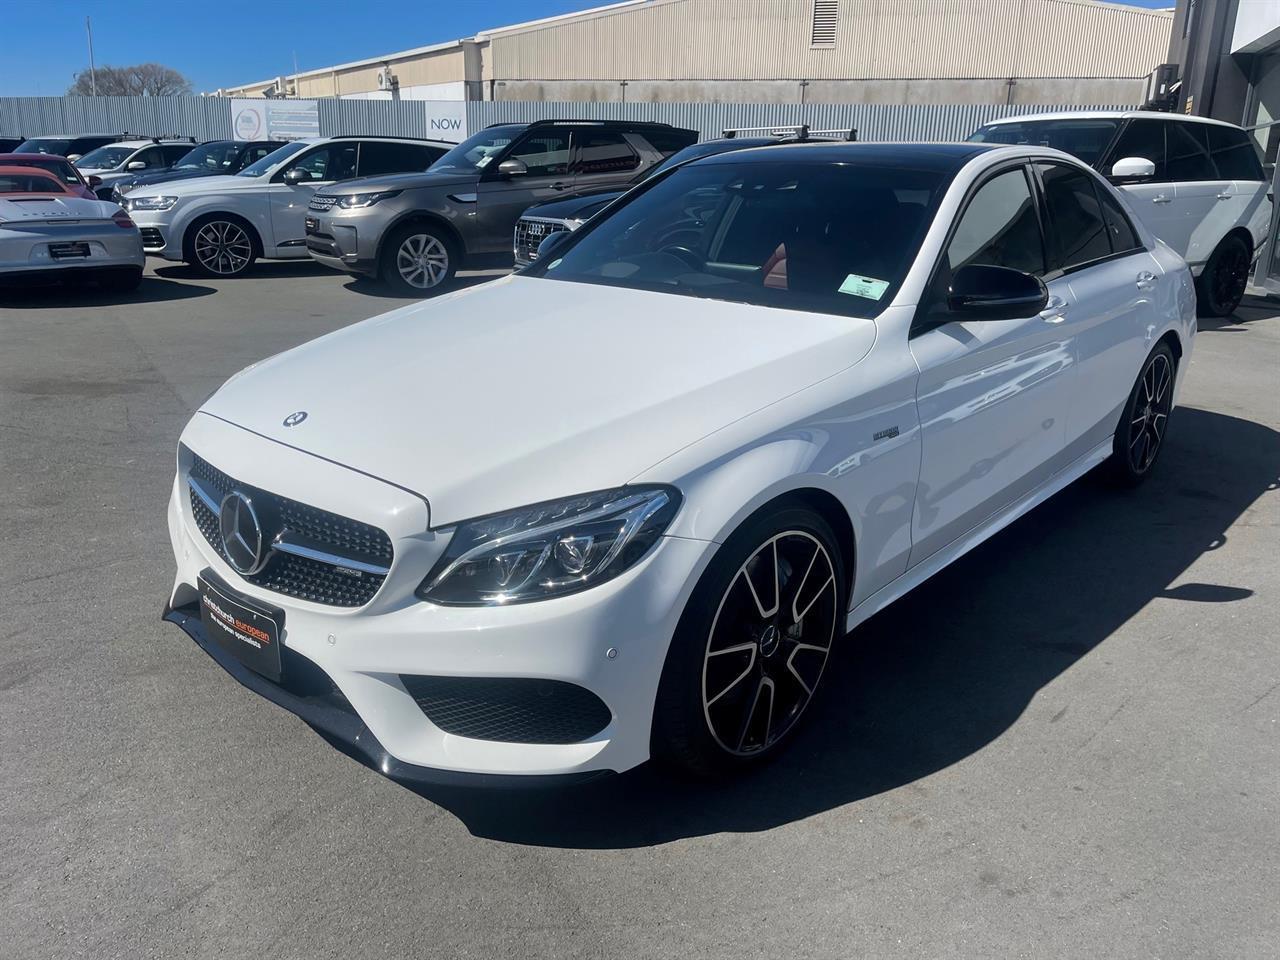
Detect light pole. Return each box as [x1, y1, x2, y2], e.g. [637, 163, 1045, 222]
[86, 17, 98, 96]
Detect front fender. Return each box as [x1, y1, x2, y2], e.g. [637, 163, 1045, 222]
[168, 194, 271, 256]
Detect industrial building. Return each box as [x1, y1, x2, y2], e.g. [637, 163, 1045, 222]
[216, 0, 1173, 106]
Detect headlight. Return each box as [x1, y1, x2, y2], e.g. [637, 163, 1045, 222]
[418, 486, 680, 606]
[337, 189, 401, 209]
[127, 195, 178, 211]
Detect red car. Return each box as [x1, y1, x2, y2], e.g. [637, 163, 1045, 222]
[0, 153, 98, 199]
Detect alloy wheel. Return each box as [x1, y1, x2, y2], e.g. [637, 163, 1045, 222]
[193, 221, 253, 275]
[1212, 243, 1249, 312]
[701, 531, 838, 756]
[396, 234, 450, 290]
[1128, 352, 1172, 474]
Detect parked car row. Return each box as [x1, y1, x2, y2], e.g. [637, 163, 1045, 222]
[2, 110, 1271, 317]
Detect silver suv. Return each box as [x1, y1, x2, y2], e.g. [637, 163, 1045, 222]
[305, 119, 696, 294]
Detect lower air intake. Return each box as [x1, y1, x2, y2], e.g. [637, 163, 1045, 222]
[400, 675, 611, 745]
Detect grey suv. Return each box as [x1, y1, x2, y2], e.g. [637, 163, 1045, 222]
[305, 119, 697, 294]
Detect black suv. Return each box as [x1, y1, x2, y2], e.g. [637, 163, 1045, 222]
[109, 139, 286, 203]
[513, 126, 858, 267]
[305, 119, 698, 294]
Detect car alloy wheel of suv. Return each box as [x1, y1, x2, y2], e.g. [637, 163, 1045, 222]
[381, 224, 455, 294]
[188, 216, 257, 277]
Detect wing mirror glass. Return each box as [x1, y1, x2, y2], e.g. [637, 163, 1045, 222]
[948, 264, 1048, 321]
[87, 175, 103, 188]
[1110, 156, 1156, 180]
[282, 167, 311, 185]
[497, 158, 528, 178]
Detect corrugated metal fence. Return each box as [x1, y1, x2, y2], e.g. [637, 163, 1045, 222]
[0, 96, 1124, 143]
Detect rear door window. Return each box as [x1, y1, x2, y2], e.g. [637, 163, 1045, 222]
[1206, 124, 1265, 180]
[1036, 162, 1112, 271]
[357, 141, 433, 177]
[1164, 122, 1216, 181]
[162, 144, 194, 165]
[571, 132, 640, 176]
[1096, 187, 1141, 253]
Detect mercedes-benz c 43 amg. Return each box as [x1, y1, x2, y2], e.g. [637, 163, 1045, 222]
[164, 143, 1195, 785]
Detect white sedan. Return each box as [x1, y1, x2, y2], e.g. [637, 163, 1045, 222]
[0, 165, 143, 290]
[163, 142, 1195, 785]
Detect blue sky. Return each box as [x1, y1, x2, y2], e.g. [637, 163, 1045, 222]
[1, 0, 1175, 97]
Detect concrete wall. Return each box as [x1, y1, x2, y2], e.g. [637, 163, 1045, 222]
[493, 76, 1147, 106]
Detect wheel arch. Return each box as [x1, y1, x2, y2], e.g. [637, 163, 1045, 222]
[376, 211, 465, 268]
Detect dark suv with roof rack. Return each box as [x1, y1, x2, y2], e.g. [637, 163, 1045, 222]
[304, 119, 697, 294]
[513, 125, 857, 268]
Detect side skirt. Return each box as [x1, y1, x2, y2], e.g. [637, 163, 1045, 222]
[845, 438, 1114, 634]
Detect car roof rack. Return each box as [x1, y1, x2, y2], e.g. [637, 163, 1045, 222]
[721, 125, 858, 142]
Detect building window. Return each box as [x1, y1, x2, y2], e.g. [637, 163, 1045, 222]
[811, 0, 839, 47]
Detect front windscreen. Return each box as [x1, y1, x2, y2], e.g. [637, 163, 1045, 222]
[528, 159, 951, 320]
[13, 138, 73, 155]
[237, 141, 306, 177]
[427, 126, 524, 174]
[967, 119, 1121, 168]
[76, 145, 136, 169]
[174, 142, 240, 170]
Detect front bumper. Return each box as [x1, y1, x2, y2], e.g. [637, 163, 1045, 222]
[305, 209, 378, 277]
[165, 413, 711, 783]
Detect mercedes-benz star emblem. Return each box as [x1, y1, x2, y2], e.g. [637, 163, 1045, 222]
[219, 491, 268, 575]
[282, 411, 308, 427]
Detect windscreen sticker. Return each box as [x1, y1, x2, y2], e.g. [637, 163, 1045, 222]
[838, 274, 890, 300]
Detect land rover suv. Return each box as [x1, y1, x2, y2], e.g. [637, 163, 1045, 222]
[969, 111, 1271, 316]
[304, 119, 697, 294]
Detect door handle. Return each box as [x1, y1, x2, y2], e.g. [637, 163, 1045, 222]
[1152, 194, 1172, 204]
[1040, 295, 1069, 323]
[550, 181, 568, 191]
[1216, 192, 1232, 201]
[1136, 270, 1157, 290]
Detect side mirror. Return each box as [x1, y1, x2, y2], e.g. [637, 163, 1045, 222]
[534, 230, 568, 262]
[497, 158, 528, 178]
[126, 160, 147, 172]
[1109, 156, 1155, 181]
[87, 175, 103, 188]
[282, 167, 311, 185]
[67, 153, 82, 162]
[948, 264, 1048, 321]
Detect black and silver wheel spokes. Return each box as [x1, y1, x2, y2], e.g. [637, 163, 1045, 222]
[194, 221, 252, 275]
[1213, 245, 1249, 309]
[702, 531, 838, 756]
[1128, 353, 1172, 473]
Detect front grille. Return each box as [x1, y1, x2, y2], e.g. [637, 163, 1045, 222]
[513, 218, 569, 266]
[139, 227, 164, 248]
[308, 195, 340, 212]
[400, 675, 612, 744]
[187, 452, 393, 607]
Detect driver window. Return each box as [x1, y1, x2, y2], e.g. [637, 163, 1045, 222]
[289, 144, 358, 182]
[945, 168, 1045, 277]
[132, 146, 164, 169]
[507, 131, 571, 177]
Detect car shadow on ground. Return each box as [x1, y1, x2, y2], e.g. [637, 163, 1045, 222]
[342, 270, 509, 299]
[0, 275, 216, 308]
[1198, 294, 1279, 332]
[152, 260, 334, 281]
[377, 406, 1278, 848]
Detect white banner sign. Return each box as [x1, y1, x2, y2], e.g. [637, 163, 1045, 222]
[231, 99, 320, 142]
[424, 100, 468, 143]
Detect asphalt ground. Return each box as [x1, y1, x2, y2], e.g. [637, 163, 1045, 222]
[1, 261, 1277, 959]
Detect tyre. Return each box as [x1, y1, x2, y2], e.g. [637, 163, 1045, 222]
[97, 267, 143, 293]
[1195, 233, 1250, 318]
[652, 504, 847, 777]
[184, 215, 258, 278]
[379, 223, 457, 296]
[1105, 342, 1176, 488]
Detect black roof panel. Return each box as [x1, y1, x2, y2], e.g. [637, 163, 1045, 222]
[693, 141, 995, 172]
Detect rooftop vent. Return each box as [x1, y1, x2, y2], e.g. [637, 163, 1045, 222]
[811, 0, 839, 47]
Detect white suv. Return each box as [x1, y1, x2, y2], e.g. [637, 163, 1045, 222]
[73, 138, 198, 200]
[969, 111, 1271, 316]
[122, 136, 450, 277]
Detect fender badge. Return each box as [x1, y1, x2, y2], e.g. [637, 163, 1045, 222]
[873, 426, 900, 442]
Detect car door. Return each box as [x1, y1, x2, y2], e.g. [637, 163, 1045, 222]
[908, 163, 1076, 564]
[1034, 160, 1162, 457]
[1165, 120, 1229, 269]
[474, 127, 573, 255]
[1206, 123, 1272, 254]
[268, 142, 359, 252]
[568, 129, 644, 194]
[1104, 118, 1188, 257]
